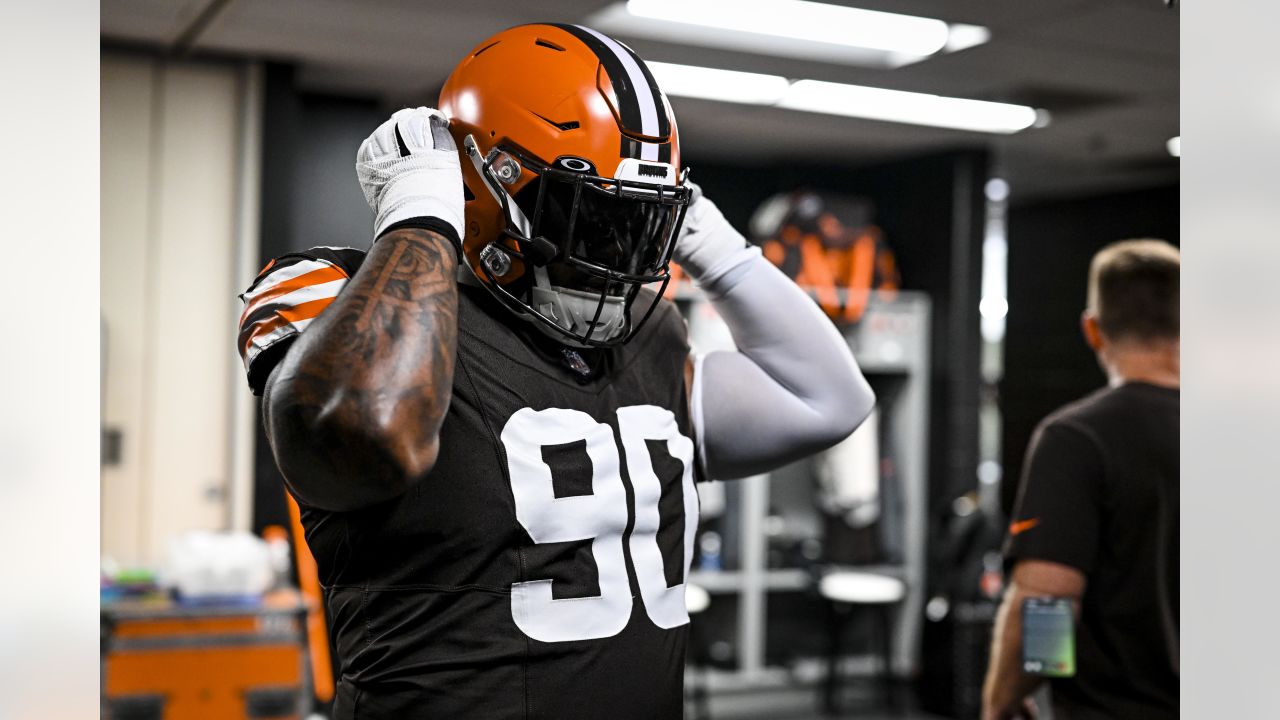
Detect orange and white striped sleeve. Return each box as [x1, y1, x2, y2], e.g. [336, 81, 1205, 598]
[236, 246, 367, 395]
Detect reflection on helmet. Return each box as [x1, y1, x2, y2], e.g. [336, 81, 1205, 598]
[439, 23, 690, 347]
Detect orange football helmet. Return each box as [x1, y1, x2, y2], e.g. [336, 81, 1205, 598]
[438, 23, 690, 346]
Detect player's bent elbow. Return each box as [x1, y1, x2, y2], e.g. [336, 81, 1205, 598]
[740, 385, 876, 478]
[820, 376, 876, 447]
[270, 399, 439, 512]
[374, 430, 441, 485]
[313, 410, 439, 503]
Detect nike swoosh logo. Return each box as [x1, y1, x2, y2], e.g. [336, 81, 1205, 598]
[1009, 518, 1040, 536]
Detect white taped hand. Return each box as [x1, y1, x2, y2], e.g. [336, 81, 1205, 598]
[672, 181, 749, 283]
[356, 107, 465, 244]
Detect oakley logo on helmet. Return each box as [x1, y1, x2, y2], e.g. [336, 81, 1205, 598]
[557, 157, 594, 173]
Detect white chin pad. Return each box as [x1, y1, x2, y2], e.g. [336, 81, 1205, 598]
[530, 285, 627, 343]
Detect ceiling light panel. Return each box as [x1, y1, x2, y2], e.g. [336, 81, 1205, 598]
[645, 62, 1042, 135]
[645, 61, 790, 104]
[627, 0, 949, 55]
[588, 1, 989, 69]
[782, 79, 1039, 134]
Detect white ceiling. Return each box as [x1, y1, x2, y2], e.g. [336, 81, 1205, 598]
[101, 0, 1180, 201]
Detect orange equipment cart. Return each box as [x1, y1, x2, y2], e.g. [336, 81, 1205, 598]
[102, 591, 310, 720]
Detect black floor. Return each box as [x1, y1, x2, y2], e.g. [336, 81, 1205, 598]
[689, 682, 952, 720]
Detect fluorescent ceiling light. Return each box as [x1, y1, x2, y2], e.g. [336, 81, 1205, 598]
[984, 178, 1010, 203]
[646, 62, 1042, 135]
[1167, 136, 1180, 157]
[979, 296, 1009, 321]
[782, 79, 1038, 134]
[945, 24, 992, 53]
[627, 0, 949, 56]
[587, 1, 989, 69]
[645, 61, 789, 105]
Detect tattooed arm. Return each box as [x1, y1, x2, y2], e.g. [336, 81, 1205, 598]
[262, 229, 458, 511]
[257, 107, 466, 511]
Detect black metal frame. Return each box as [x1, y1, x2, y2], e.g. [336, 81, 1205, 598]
[476, 144, 691, 346]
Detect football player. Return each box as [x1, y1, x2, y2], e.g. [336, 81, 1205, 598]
[237, 23, 874, 719]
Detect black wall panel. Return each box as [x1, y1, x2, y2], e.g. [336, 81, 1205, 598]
[1000, 185, 1179, 515]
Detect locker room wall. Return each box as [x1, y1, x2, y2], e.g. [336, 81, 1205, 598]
[999, 184, 1180, 516]
[100, 51, 259, 565]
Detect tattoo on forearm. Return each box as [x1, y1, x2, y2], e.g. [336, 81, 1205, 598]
[267, 229, 459, 500]
[357, 240, 409, 331]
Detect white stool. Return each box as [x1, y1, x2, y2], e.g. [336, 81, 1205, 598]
[817, 570, 906, 715]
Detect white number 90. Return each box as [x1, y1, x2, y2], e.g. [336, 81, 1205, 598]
[501, 405, 698, 643]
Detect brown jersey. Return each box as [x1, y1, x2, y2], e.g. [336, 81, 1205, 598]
[239, 247, 701, 719]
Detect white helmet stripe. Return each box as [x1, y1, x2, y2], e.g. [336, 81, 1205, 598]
[573, 25, 662, 144]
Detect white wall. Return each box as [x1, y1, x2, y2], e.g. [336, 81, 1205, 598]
[101, 53, 259, 565]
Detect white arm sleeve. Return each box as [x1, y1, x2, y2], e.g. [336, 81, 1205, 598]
[691, 246, 876, 480]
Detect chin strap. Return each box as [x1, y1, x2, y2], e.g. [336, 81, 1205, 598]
[529, 264, 628, 345]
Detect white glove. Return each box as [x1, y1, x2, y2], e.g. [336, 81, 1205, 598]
[356, 107, 465, 245]
[673, 182, 750, 282]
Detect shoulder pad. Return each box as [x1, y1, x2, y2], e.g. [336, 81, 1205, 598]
[237, 247, 367, 395]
